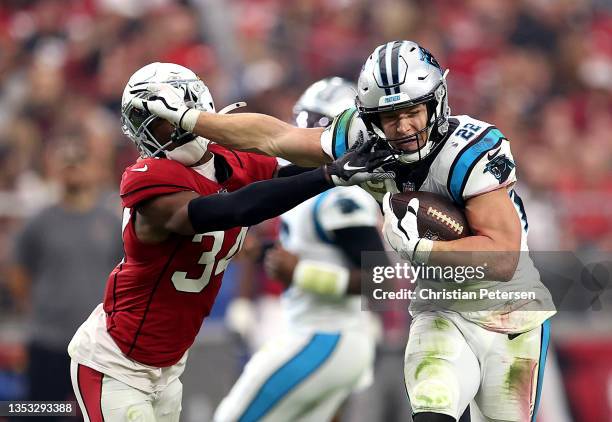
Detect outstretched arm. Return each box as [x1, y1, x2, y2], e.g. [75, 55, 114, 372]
[137, 137, 395, 240]
[140, 167, 333, 238]
[130, 83, 329, 166]
[192, 112, 329, 166]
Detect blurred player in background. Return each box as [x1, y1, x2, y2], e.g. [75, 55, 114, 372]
[9, 138, 123, 421]
[224, 218, 286, 353]
[214, 78, 385, 422]
[135, 40, 556, 422]
[67, 63, 393, 422]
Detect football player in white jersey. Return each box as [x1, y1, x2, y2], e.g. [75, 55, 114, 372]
[213, 77, 384, 422]
[132, 40, 556, 422]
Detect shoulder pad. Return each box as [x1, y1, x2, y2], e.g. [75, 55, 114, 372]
[321, 107, 366, 159]
[445, 125, 516, 205]
[120, 158, 195, 208]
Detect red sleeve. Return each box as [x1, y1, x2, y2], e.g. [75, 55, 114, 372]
[239, 152, 278, 183]
[120, 159, 195, 208]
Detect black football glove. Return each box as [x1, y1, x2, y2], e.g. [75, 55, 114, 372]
[325, 133, 396, 186]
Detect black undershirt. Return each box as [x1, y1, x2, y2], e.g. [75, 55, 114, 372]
[188, 167, 332, 233]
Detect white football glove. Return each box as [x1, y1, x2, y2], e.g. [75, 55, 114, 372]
[129, 82, 200, 131]
[382, 192, 433, 264]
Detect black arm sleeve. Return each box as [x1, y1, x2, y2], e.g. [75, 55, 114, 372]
[276, 164, 316, 178]
[331, 226, 389, 268]
[188, 167, 331, 233]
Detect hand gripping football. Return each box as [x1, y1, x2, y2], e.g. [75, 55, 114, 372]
[389, 191, 470, 241]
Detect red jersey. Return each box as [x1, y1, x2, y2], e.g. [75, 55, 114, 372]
[103, 145, 277, 367]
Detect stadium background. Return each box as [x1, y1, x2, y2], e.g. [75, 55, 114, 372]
[0, 0, 611, 421]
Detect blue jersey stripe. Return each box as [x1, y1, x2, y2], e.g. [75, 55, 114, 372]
[448, 128, 503, 205]
[312, 191, 333, 244]
[531, 319, 551, 422]
[238, 333, 341, 422]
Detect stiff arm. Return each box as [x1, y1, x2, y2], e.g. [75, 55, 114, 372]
[191, 112, 329, 166]
[130, 82, 334, 166]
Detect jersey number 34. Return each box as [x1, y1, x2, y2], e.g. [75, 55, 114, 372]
[171, 228, 248, 293]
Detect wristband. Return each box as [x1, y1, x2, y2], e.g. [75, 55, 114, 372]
[293, 260, 349, 296]
[179, 108, 200, 132]
[412, 238, 434, 265]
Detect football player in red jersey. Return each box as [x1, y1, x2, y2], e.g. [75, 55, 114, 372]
[67, 62, 394, 422]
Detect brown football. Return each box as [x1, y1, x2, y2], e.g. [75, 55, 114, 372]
[390, 191, 471, 241]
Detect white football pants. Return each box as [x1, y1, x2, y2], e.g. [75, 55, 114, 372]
[70, 361, 182, 422]
[405, 311, 550, 421]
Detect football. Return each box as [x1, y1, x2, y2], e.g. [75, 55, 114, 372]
[389, 191, 471, 240]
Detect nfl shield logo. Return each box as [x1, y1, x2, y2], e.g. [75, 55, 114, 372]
[402, 181, 416, 192]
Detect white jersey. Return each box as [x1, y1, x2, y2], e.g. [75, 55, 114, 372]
[280, 186, 380, 333]
[321, 109, 556, 333]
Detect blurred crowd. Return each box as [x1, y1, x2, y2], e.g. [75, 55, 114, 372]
[0, 0, 611, 251]
[0, 0, 611, 420]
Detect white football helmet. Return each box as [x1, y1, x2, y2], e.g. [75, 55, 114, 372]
[356, 40, 450, 164]
[293, 77, 357, 128]
[121, 62, 215, 160]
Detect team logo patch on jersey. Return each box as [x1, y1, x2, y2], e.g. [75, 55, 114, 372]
[484, 154, 515, 184]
